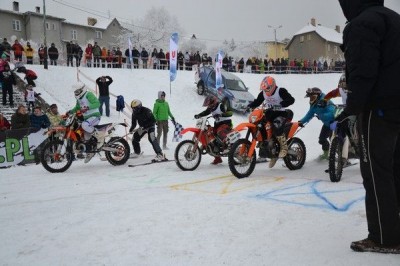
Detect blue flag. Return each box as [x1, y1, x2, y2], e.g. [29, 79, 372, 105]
[169, 33, 179, 82]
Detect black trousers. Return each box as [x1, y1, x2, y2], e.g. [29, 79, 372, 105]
[358, 110, 400, 245]
[132, 127, 162, 155]
[319, 124, 332, 152]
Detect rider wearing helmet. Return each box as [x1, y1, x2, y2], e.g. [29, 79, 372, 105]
[247, 76, 295, 167]
[68, 82, 101, 162]
[129, 99, 165, 161]
[322, 73, 348, 105]
[194, 95, 233, 165]
[298, 87, 336, 160]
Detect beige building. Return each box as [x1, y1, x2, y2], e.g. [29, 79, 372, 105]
[266, 40, 289, 60]
[0, 1, 127, 58]
[286, 18, 344, 62]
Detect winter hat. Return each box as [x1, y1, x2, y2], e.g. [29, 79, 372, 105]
[49, 104, 58, 109]
[158, 91, 166, 99]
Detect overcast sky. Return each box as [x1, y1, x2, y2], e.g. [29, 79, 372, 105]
[2, 0, 400, 44]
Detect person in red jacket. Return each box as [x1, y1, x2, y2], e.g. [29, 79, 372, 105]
[20, 68, 38, 87]
[0, 112, 11, 131]
[85, 44, 93, 67]
[11, 40, 24, 62]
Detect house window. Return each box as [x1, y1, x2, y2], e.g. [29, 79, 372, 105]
[52, 23, 57, 30]
[307, 34, 311, 41]
[334, 46, 338, 54]
[12, 20, 21, 31]
[46, 22, 50, 30]
[327, 44, 331, 51]
[95, 31, 103, 39]
[71, 30, 77, 40]
[300, 36, 304, 43]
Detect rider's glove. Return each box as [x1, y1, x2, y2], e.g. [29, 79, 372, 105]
[330, 121, 338, 131]
[298, 121, 304, 127]
[194, 114, 200, 119]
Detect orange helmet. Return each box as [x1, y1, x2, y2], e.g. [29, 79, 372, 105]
[203, 95, 219, 109]
[260, 76, 277, 96]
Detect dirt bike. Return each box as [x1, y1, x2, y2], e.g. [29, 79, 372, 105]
[174, 116, 240, 171]
[328, 105, 359, 182]
[40, 111, 130, 173]
[227, 107, 306, 178]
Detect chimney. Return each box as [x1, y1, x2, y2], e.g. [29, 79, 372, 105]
[87, 17, 97, 26]
[35, 6, 40, 13]
[13, 1, 19, 12]
[335, 25, 341, 33]
[311, 18, 316, 27]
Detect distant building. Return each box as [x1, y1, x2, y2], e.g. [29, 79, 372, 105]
[286, 18, 344, 61]
[266, 40, 289, 60]
[0, 1, 128, 53]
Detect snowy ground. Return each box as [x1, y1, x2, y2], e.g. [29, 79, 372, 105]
[1, 65, 398, 265]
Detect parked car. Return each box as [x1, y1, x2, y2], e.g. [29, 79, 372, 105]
[195, 66, 255, 112]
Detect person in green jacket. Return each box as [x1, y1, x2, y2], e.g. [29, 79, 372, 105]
[153, 91, 175, 150]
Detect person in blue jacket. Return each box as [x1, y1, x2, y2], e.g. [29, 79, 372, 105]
[298, 87, 336, 160]
[29, 106, 50, 130]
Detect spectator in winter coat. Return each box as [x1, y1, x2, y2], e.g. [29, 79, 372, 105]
[25, 42, 34, 64]
[11, 40, 24, 61]
[115, 47, 122, 68]
[298, 87, 336, 160]
[129, 99, 165, 161]
[38, 44, 46, 65]
[336, 0, 400, 253]
[0, 64, 16, 106]
[0, 112, 11, 131]
[95, 76, 113, 117]
[141, 48, 148, 69]
[158, 49, 166, 70]
[11, 105, 30, 129]
[153, 91, 175, 150]
[25, 85, 41, 112]
[21, 68, 38, 87]
[101, 47, 107, 68]
[151, 48, 159, 69]
[177, 51, 184, 70]
[92, 42, 102, 68]
[29, 106, 51, 130]
[85, 44, 93, 67]
[48, 43, 59, 66]
[46, 103, 63, 127]
[0, 53, 9, 72]
[1, 38, 11, 61]
[66, 41, 74, 67]
[132, 47, 140, 68]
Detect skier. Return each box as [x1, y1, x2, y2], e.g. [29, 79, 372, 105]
[129, 99, 165, 161]
[298, 87, 336, 160]
[194, 95, 233, 165]
[246, 76, 295, 168]
[68, 82, 101, 162]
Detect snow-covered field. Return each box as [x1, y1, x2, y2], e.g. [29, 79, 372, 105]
[1, 65, 398, 265]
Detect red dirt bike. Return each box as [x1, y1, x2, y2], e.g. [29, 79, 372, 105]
[227, 107, 306, 178]
[174, 116, 240, 171]
[40, 111, 130, 173]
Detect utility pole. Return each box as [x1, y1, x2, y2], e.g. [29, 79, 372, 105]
[43, 0, 48, 69]
[268, 25, 282, 60]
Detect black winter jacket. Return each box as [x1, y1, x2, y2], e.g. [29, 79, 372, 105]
[340, 0, 400, 114]
[129, 106, 156, 131]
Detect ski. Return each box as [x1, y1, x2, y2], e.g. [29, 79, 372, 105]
[128, 159, 173, 168]
[324, 162, 358, 173]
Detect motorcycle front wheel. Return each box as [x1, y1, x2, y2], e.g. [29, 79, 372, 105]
[228, 139, 256, 179]
[40, 139, 73, 173]
[174, 140, 202, 171]
[328, 137, 344, 182]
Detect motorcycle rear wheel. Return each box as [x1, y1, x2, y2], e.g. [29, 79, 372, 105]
[175, 140, 202, 171]
[40, 139, 73, 173]
[283, 137, 306, 170]
[105, 137, 130, 166]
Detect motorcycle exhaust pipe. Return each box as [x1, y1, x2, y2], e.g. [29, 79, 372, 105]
[102, 147, 120, 152]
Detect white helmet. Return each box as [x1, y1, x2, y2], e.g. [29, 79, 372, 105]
[73, 82, 87, 99]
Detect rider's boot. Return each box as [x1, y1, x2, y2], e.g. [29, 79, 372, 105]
[277, 135, 288, 158]
[211, 156, 223, 165]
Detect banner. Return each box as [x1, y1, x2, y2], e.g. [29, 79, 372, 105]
[216, 50, 224, 89]
[128, 37, 133, 67]
[169, 33, 179, 82]
[0, 128, 48, 167]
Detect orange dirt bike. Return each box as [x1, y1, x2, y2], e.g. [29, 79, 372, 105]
[227, 107, 306, 178]
[40, 111, 130, 173]
[174, 116, 240, 171]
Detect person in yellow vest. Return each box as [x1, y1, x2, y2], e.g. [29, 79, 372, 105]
[25, 42, 34, 64]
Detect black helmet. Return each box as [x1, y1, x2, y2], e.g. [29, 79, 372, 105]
[305, 87, 322, 104]
[203, 95, 219, 109]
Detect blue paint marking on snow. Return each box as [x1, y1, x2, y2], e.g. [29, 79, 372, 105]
[254, 180, 365, 212]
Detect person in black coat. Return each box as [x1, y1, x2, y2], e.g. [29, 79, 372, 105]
[48, 43, 59, 66]
[337, 0, 400, 253]
[66, 41, 74, 67]
[96, 76, 113, 117]
[129, 99, 164, 160]
[141, 48, 148, 69]
[0, 64, 16, 106]
[11, 105, 30, 129]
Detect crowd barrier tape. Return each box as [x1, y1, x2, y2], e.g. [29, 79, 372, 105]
[0, 128, 48, 167]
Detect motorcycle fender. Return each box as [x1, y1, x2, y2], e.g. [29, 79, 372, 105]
[287, 122, 300, 139]
[234, 123, 257, 132]
[180, 127, 201, 135]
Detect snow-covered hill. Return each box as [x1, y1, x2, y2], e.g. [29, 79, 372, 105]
[1, 65, 397, 265]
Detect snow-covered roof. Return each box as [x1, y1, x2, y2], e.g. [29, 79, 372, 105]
[63, 16, 117, 30]
[294, 24, 342, 44]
